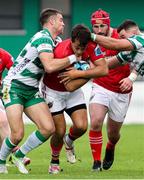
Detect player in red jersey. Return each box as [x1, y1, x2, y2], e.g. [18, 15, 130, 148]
[40, 24, 108, 174]
[0, 48, 31, 167]
[87, 9, 134, 171]
[0, 48, 13, 147]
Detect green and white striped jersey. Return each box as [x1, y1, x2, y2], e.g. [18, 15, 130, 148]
[3, 28, 61, 90]
[117, 34, 144, 76]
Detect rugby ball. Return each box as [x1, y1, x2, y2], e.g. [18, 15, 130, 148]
[74, 60, 90, 70]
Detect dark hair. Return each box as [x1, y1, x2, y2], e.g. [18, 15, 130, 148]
[117, 19, 138, 33]
[40, 8, 62, 26]
[71, 24, 91, 47]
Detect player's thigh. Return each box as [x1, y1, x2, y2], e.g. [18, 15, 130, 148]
[66, 89, 86, 109]
[52, 113, 66, 136]
[108, 92, 131, 122]
[89, 103, 107, 128]
[89, 84, 108, 125]
[70, 108, 88, 129]
[24, 102, 54, 131]
[41, 82, 68, 113]
[0, 109, 10, 140]
[66, 89, 87, 128]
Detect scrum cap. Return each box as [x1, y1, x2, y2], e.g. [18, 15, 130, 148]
[91, 9, 110, 28]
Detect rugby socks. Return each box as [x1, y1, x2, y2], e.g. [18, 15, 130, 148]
[15, 130, 47, 158]
[66, 126, 85, 147]
[89, 130, 103, 161]
[65, 127, 77, 147]
[106, 141, 115, 150]
[0, 137, 17, 164]
[50, 144, 63, 164]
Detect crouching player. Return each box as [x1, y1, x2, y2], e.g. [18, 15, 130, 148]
[40, 24, 108, 174]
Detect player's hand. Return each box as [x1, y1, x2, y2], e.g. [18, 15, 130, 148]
[119, 77, 133, 92]
[58, 67, 81, 84]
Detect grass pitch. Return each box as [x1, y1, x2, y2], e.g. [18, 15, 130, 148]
[0, 124, 144, 179]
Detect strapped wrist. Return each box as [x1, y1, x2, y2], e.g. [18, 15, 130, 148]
[91, 33, 97, 41]
[68, 55, 77, 64]
[128, 72, 137, 82]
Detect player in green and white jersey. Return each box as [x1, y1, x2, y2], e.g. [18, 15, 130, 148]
[0, 8, 78, 174]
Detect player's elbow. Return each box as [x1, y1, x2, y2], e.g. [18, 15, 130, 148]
[44, 66, 55, 74]
[104, 66, 109, 75]
[101, 66, 109, 76]
[65, 84, 77, 92]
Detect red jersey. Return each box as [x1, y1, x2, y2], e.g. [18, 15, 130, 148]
[93, 29, 131, 93]
[0, 48, 13, 86]
[43, 39, 104, 91]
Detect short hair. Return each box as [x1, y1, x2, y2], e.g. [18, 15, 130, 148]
[40, 8, 62, 26]
[117, 20, 138, 33]
[71, 24, 91, 47]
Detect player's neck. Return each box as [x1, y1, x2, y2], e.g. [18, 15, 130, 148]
[43, 25, 58, 40]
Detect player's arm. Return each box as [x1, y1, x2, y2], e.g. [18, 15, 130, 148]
[64, 78, 89, 92]
[119, 69, 137, 92]
[2, 49, 14, 69]
[64, 61, 94, 91]
[59, 58, 108, 84]
[107, 56, 123, 69]
[39, 52, 77, 73]
[107, 48, 135, 69]
[37, 38, 77, 73]
[91, 33, 134, 51]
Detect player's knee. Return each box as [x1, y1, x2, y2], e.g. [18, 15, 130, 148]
[11, 130, 24, 144]
[75, 122, 88, 134]
[55, 128, 65, 138]
[40, 124, 55, 138]
[0, 117, 8, 128]
[91, 119, 102, 131]
[0, 112, 8, 128]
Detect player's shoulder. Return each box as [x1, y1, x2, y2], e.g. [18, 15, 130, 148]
[57, 39, 71, 47]
[87, 41, 97, 49]
[54, 39, 72, 57]
[0, 48, 11, 57]
[32, 29, 53, 43]
[110, 28, 119, 39]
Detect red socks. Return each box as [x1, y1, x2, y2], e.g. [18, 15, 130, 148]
[89, 130, 103, 161]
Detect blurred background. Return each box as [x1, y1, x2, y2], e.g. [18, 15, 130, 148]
[0, 0, 144, 124]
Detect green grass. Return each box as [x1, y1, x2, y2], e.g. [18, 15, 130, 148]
[0, 124, 144, 179]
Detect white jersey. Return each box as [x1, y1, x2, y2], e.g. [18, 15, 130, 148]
[117, 34, 144, 76]
[3, 28, 61, 90]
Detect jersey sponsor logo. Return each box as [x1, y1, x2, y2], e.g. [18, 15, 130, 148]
[38, 43, 52, 52]
[11, 58, 30, 75]
[94, 45, 102, 56]
[48, 101, 53, 108]
[2, 85, 10, 104]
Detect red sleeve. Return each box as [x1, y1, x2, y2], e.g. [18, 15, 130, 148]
[0, 49, 14, 69]
[84, 42, 104, 63]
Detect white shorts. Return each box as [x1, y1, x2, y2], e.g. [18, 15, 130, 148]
[89, 84, 132, 122]
[40, 82, 86, 114]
